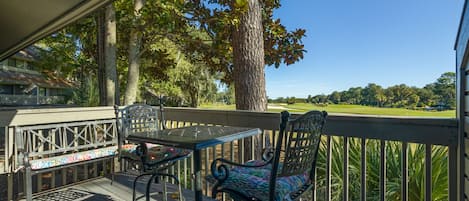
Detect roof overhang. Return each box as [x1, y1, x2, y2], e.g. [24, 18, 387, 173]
[0, 0, 112, 61]
[454, 0, 468, 50]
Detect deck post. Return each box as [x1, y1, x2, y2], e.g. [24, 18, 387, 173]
[25, 166, 33, 201]
[7, 173, 13, 201]
[7, 127, 13, 201]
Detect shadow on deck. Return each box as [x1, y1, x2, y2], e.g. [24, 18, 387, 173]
[25, 172, 217, 201]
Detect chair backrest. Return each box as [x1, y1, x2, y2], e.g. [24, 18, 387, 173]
[114, 104, 160, 140]
[272, 110, 327, 179]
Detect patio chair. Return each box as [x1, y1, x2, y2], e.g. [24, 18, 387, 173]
[114, 103, 191, 201]
[209, 110, 327, 201]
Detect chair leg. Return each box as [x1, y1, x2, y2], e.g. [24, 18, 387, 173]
[25, 167, 33, 201]
[211, 184, 219, 199]
[133, 173, 153, 201]
[146, 173, 160, 201]
[163, 181, 168, 201]
[111, 159, 115, 185]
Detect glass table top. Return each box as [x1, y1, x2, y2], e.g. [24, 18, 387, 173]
[126, 125, 261, 150]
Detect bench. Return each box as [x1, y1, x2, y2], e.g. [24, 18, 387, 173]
[15, 119, 118, 201]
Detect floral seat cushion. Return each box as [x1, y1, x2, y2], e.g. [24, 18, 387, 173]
[208, 160, 309, 201]
[120, 143, 191, 163]
[30, 146, 117, 170]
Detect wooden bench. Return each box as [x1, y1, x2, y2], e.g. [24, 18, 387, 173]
[15, 119, 118, 201]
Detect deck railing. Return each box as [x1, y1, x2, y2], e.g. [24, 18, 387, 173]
[0, 106, 458, 201]
[162, 108, 458, 201]
[0, 94, 65, 105]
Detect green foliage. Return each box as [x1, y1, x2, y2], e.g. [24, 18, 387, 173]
[35, 0, 223, 106]
[314, 138, 448, 201]
[142, 38, 218, 107]
[301, 72, 456, 110]
[35, 15, 99, 77]
[216, 84, 235, 105]
[71, 76, 99, 107]
[35, 31, 81, 78]
[113, 0, 227, 105]
[286, 96, 296, 104]
[186, 0, 306, 83]
[34, 0, 306, 108]
[433, 72, 456, 109]
[34, 16, 100, 106]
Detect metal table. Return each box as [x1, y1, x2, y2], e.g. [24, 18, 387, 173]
[126, 125, 262, 201]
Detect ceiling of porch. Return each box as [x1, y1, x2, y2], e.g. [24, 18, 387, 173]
[0, 0, 112, 61]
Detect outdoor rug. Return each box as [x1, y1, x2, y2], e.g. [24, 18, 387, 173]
[32, 188, 115, 201]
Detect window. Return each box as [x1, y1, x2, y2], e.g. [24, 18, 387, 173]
[49, 88, 58, 96]
[39, 88, 46, 96]
[0, 85, 13, 94]
[13, 85, 28, 95]
[7, 59, 16, 67]
[25, 62, 35, 70]
[16, 60, 26, 68]
[48, 88, 66, 96]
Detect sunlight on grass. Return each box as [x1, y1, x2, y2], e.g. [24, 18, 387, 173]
[199, 103, 455, 118]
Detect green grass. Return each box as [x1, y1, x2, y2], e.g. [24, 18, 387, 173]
[199, 103, 455, 118]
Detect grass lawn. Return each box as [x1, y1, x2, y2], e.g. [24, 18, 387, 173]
[199, 103, 456, 118]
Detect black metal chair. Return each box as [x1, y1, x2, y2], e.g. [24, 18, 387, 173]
[209, 110, 327, 201]
[114, 103, 191, 201]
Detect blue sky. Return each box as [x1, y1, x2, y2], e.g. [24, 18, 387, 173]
[265, 0, 464, 99]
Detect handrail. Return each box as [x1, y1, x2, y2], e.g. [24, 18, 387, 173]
[1, 106, 457, 142]
[163, 107, 458, 146]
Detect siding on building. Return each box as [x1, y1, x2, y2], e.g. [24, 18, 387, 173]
[455, 1, 469, 200]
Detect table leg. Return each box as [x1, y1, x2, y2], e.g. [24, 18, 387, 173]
[194, 149, 203, 201]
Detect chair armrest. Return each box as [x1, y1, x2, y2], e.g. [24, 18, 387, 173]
[210, 149, 274, 182]
[262, 147, 275, 162]
[145, 150, 192, 170]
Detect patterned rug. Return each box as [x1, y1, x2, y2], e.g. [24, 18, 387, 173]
[33, 188, 115, 201]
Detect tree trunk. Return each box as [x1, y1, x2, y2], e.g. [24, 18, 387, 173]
[231, 0, 267, 161]
[105, 4, 118, 106]
[232, 0, 267, 112]
[189, 86, 198, 108]
[124, 0, 145, 105]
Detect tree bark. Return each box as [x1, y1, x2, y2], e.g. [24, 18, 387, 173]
[232, 0, 267, 112]
[124, 0, 145, 105]
[105, 4, 118, 106]
[231, 0, 267, 161]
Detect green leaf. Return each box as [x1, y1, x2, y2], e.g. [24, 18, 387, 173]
[233, 0, 248, 9]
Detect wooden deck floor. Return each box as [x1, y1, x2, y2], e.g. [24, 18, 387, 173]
[26, 172, 217, 201]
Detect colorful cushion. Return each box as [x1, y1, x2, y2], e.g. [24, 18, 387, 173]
[120, 143, 191, 164]
[208, 160, 309, 201]
[30, 146, 117, 170]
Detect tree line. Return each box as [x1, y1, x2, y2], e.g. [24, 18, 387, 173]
[270, 72, 456, 110]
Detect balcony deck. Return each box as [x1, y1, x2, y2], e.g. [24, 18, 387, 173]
[0, 106, 459, 201]
[24, 172, 216, 201]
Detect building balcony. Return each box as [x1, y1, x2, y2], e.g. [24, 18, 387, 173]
[0, 106, 458, 200]
[0, 94, 65, 105]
